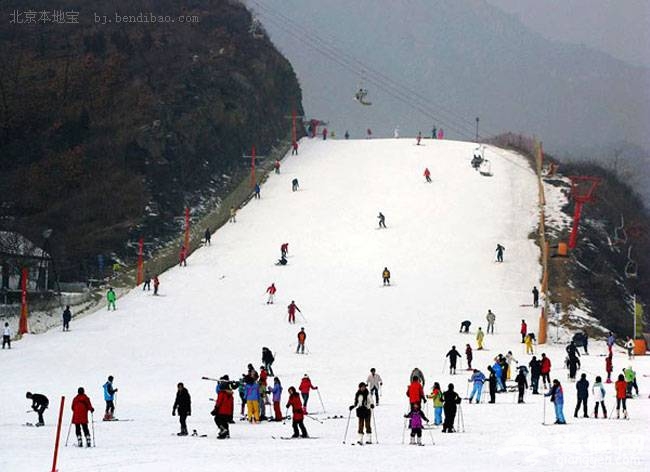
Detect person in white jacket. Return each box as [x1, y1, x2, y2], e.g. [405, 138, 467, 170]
[366, 368, 383, 405]
[592, 375, 607, 419]
[2, 322, 12, 349]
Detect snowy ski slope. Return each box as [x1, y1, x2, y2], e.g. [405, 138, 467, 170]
[1, 138, 648, 471]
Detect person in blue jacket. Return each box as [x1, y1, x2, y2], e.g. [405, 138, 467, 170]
[103, 375, 118, 421]
[254, 183, 261, 199]
[492, 361, 505, 392]
[467, 369, 485, 403]
[244, 377, 261, 422]
[545, 379, 566, 424]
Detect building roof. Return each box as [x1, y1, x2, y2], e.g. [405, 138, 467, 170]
[0, 231, 50, 259]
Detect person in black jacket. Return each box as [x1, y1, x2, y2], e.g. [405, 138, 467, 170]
[62, 305, 72, 331]
[487, 366, 497, 403]
[26, 392, 49, 426]
[529, 356, 541, 394]
[566, 341, 581, 380]
[515, 368, 528, 403]
[349, 382, 375, 445]
[574, 373, 589, 418]
[445, 346, 462, 374]
[262, 347, 275, 376]
[172, 383, 192, 436]
[441, 383, 461, 433]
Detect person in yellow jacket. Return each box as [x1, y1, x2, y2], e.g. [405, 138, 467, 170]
[525, 333, 534, 355]
[476, 327, 485, 350]
[382, 267, 391, 286]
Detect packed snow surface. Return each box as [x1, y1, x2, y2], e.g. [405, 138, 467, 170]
[1, 138, 647, 471]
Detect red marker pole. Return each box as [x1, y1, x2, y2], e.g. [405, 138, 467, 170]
[51, 396, 65, 472]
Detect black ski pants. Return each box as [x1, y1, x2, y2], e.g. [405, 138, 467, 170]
[575, 397, 588, 417]
[442, 406, 456, 432]
[179, 413, 188, 434]
[75, 423, 90, 438]
[292, 419, 308, 437]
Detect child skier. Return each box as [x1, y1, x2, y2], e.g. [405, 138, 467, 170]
[71, 387, 94, 447]
[286, 386, 308, 438]
[271, 377, 283, 421]
[427, 382, 444, 424]
[102, 375, 118, 421]
[349, 382, 375, 445]
[405, 403, 428, 445]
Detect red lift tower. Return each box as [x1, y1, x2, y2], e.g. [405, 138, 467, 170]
[568, 176, 601, 249]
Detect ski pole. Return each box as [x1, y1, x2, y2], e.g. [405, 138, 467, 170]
[282, 407, 289, 425]
[299, 311, 307, 323]
[441, 358, 447, 375]
[401, 418, 407, 444]
[542, 397, 547, 425]
[460, 404, 465, 432]
[317, 389, 326, 413]
[342, 409, 352, 444]
[305, 414, 324, 424]
[64, 421, 73, 447]
[372, 410, 378, 444]
[91, 412, 96, 447]
[201, 376, 219, 382]
[465, 382, 470, 400]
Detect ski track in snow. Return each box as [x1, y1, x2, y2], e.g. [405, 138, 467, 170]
[1, 138, 648, 471]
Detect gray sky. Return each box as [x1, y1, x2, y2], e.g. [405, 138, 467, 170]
[485, 0, 650, 68]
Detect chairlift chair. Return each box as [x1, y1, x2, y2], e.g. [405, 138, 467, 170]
[625, 246, 638, 278]
[354, 88, 372, 106]
[613, 215, 628, 244]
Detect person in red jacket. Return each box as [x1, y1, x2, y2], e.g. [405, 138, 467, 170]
[299, 374, 318, 413]
[153, 275, 160, 295]
[605, 353, 613, 383]
[288, 301, 301, 324]
[286, 386, 308, 438]
[406, 376, 426, 409]
[211, 377, 234, 439]
[540, 353, 552, 389]
[280, 243, 289, 258]
[266, 283, 277, 304]
[520, 320, 528, 343]
[423, 167, 431, 183]
[179, 246, 187, 267]
[71, 387, 94, 447]
[614, 374, 628, 419]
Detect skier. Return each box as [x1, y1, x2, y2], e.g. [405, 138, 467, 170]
[71, 387, 94, 447]
[172, 382, 191, 436]
[254, 183, 261, 199]
[465, 344, 473, 370]
[299, 374, 318, 413]
[377, 212, 386, 228]
[624, 366, 638, 397]
[615, 374, 628, 418]
[262, 347, 275, 376]
[545, 379, 566, 424]
[529, 356, 541, 394]
[624, 337, 634, 359]
[495, 244, 505, 262]
[229, 206, 237, 223]
[212, 377, 234, 438]
[143, 270, 151, 291]
[424, 167, 431, 183]
[432, 127, 437, 139]
[540, 353, 552, 389]
[505, 351, 518, 380]
[605, 353, 613, 383]
[394, 127, 400, 138]
[153, 275, 160, 295]
[286, 386, 308, 438]
[271, 377, 283, 421]
[441, 384, 461, 433]
[574, 373, 589, 418]
[566, 341, 580, 380]
[416, 131, 422, 145]
[606, 332, 615, 355]
[445, 346, 462, 375]
[520, 320, 528, 343]
[515, 368, 528, 403]
[292, 178, 299, 192]
[102, 375, 118, 421]
[296, 327, 306, 354]
[438, 128, 444, 139]
[459, 320, 471, 333]
[288, 301, 301, 325]
[277, 255, 288, 266]
[486, 309, 496, 334]
[280, 243, 289, 258]
[410, 367, 425, 386]
[2, 322, 11, 348]
[243, 376, 260, 423]
[525, 333, 535, 354]
[106, 287, 117, 311]
[344, 130, 350, 139]
[532, 286, 539, 307]
[427, 382, 444, 425]
[291, 141, 298, 155]
[274, 159, 281, 174]
[349, 382, 375, 445]
[487, 366, 497, 403]
[382, 267, 391, 286]
[492, 359, 505, 392]
[366, 128, 372, 139]
[367, 368, 383, 405]
[592, 376, 607, 418]
[26, 392, 49, 425]
[322, 127, 328, 140]
[62, 305, 72, 331]
[266, 283, 277, 304]
[468, 369, 485, 403]
[404, 403, 428, 445]
[476, 327, 485, 350]
[204, 227, 211, 245]
[406, 375, 426, 409]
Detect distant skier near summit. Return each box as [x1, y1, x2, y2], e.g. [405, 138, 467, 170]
[382, 267, 391, 286]
[495, 244, 505, 262]
[377, 212, 386, 228]
[424, 167, 431, 182]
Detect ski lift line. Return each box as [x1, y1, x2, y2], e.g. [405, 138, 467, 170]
[257, 15, 476, 140]
[250, 1, 485, 138]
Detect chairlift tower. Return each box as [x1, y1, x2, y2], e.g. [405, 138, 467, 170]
[568, 176, 601, 249]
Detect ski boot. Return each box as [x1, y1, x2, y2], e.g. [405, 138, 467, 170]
[86, 436, 92, 447]
[409, 436, 415, 445]
[357, 434, 364, 445]
[103, 413, 113, 421]
[623, 410, 628, 419]
[417, 437, 423, 446]
[77, 436, 83, 447]
[616, 409, 620, 419]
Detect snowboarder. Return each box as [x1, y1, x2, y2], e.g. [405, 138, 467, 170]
[405, 403, 428, 445]
[406, 375, 426, 409]
[592, 376, 607, 418]
[229, 206, 237, 223]
[266, 283, 277, 304]
[62, 306, 72, 331]
[262, 347, 275, 376]
[515, 368, 528, 403]
[102, 375, 118, 421]
[545, 379, 566, 424]
[468, 369, 485, 403]
[574, 373, 589, 418]
[377, 212, 386, 228]
[172, 382, 191, 436]
[292, 178, 299, 192]
[424, 167, 431, 183]
[286, 386, 308, 438]
[299, 374, 318, 413]
[204, 227, 211, 245]
[179, 245, 188, 266]
[532, 286, 539, 307]
[525, 333, 535, 354]
[153, 275, 160, 295]
[288, 301, 301, 324]
[71, 387, 94, 447]
[291, 141, 298, 155]
[26, 392, 48, 425]
[271, 377, 283, 421]
[427, 382, 444, 424]
[349, 382, 375, 445]
[367, 368, 383, 405]
[459, 320, 471, 333]
[281, 243, 289, 258]
[529, 356, 541, 394]
[143, 270, 151, 291]
[495, 244, 505, 262]
[487, 366, 497, 403]
[243, 376, 260, 423]
[416, 131, 422, 145]
[476, 327, 485, 350]
[441, 384, 461, 433]
[465, 344, 473, 370]
[296, 327, 306, 354]
[2, 322, 11, 348]
[520, 320, 528, 343]
[274, 159, 281, 174]
[615, 374, 628, 418]
[486, 310, 495, 334]
[624, 337, 634, 359]
[605, 353, 613, 383]
[212, 377, 234, 438]
[254, 183, 261, 199]
[106, 287, 116, 311]
[382, 267, 391, 286]
[446, 346, 462, 375]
